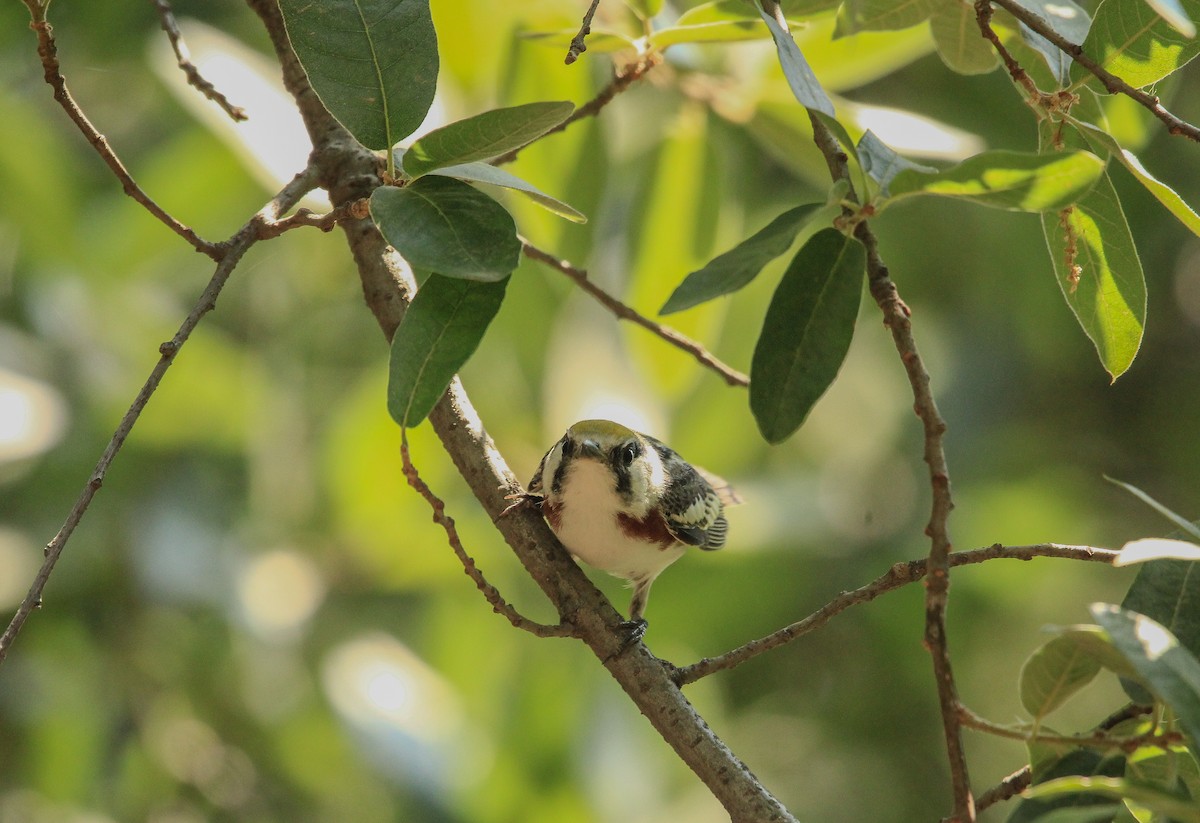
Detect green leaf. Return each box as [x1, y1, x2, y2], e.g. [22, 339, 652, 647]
[650, 19, 774, 46]
[1123, 558, 1200, 659]
[750, 228, 866, 443]
[1039, 171, 1145, 380]
[1071, 0, 1200, 89]
[1105, 477, 1200, 540]
[1143, 0, 1198, 36]
[759, 5, 837, 115]
[278, 0, 437, 152]
[930, 1, 1001, 74]
[660, 203, 824, 314]
[1020, 633, 1104, 719]
[387, 275, 509, 427]
[856, 130, 937, 196]
[402, 101, 575, 177]
[1010, 749, 1125, 823]
[888, 150, 1105, 211]
[1027, 774, 1200, 822]
[628, 0, 665, 19]
[370, 177, 521, 282]
[1092, 603, 1200, 750]
[835, 0, 941, 34]
[427, 162, 586, 224]
[1011, 0, 1092, 85]
[1073, 119, 1200, 238]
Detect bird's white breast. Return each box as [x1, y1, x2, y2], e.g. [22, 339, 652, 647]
[552, 459, 684, 584]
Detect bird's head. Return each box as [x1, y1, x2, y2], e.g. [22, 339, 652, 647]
[541, 419, 667, 515]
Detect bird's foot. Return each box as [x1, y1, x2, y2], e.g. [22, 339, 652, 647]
[498, 491, 542, 520]
[601, 618, 648, 664]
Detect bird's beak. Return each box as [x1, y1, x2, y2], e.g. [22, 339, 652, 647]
[579, 439, 604, 460]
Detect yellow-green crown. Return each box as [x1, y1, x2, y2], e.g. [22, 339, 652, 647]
[567, 419, 638, 443]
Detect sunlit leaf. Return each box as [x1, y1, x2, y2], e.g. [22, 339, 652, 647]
[1039, 171, 1145, 380]
[750, 228, 865, 443]
[835, 0, 941, 34]
[278, 0, 437, 151]
[1144, 0, 1197, 38]
[1027, 774, 1200, 821]
[650, 19, 774, 45]
[371, 177, 521, 281]
[1116, 538, 1200, 565]
[628, 0, 665, 19]
[930, 1, 1001, 74]
[760, 5, 837, 115]
[660, 203, 824, 314]
[402, 101, 575, 177]
[1020, 633, 1104, 718]
[856, 130, 937, 195]
[1092, 603, 1200, 750]
[1071, 0, 1200, 89]
[387, 275, 509, 427]
[1073, 119, 1200, 238]
[1010, 748, 1125, 823]
[418, 159, 587, 223]
[889, 149, 1104, 210]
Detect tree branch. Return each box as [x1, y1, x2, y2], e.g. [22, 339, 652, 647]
[975, 767, 1031, 814]
[565, 0, 603, 65]
[673, 543, 1118, 685]
[0, 163, 321, 667]
[149, 0, 247, 121]
[983, 0, 1200, 143]
[247, 1, 797, 819]
[20, 0, 224, 259]
[400, 436, 576, 638]
[521, 240, 750, 387]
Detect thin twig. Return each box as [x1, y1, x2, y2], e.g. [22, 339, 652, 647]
[566, 0, 603, 64]
[773, 0, 972, 806]
[985, 0, 1200, 143]
[520, 240, 750, 387]
[0, 164, 321, 668]
[399, 436, 575, 638]
[20, 1, 223, 259]
[492, 54, 661, 166]
[959, 705, 1185, 752]
[973, 0, 1040, 98]
[150, 0, 247, 121]
[975, 768, 1032, 814]
[673, 543, 1119, 686]
[256, 198, 370, 240]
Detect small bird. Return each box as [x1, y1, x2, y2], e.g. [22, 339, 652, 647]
[519, 419, 736, 633]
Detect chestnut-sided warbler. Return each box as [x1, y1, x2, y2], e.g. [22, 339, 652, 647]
[519, 419, 737, 630]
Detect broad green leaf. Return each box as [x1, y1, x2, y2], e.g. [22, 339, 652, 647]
[1039, 171, 1145, 379]
[888, 150, 1105, 211]
[1020, 633, 1104, 718]
[1073, 119, 1200, 238]
[402, 101, 575, 177]
[1125, 743, 1200, 800]
[278, 0, 437, 151]
[797, 14, 936, 90]
[930, 1, 1001, 74]
[371, 177, 521, 282]
[835, 0, 942, 34]
[650, 19, 774, 46]
[660, 203, 824, 314]
[1010, 748, 1125, 823]
[387, 275, 509, 427]
[1092, 603, 1200, 750]
[1117, 539, 1200, 565]
[1123, 559, 1200, 660]
[418, 159, 586, 223]
[856, 130, 937, 195]
[1054, 626, 1142, 678]
[1144, 0, 1197, 36]
[1011, 0, 1092, 85]
[750, 228, 865, 443]
[1027, 774, 1200, 822]
[760, 6, 837, 115]
[675, 0, 839, 24]
[1071, 0, 1200, 89]
[628, 0, 665, 19]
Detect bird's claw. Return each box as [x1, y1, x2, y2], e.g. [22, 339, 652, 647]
[601, 618, 648, 664]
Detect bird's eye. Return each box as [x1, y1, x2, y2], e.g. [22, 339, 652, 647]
[620, 443, 637, 467]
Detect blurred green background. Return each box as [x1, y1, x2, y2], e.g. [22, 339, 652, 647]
[1, 0, 1198, 821]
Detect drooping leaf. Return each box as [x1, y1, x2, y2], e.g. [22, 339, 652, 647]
[371, 177, 521, 282]
[1010, 0, 1092, 85]
[835, 0, 942, 34]
[887, 149, 1105, 211]
[1020, 633, 1104, 719]
[1071, 0, 1200, 89]
[759, 5, 837, 115]
[1143, 0, 1197, 36]
[660, 203, 824, 314]
[402, 101, 575, 177]
[1073, 119, 1200, 238]
[387, 275, 509, 427]
[1117, 538, 1200, 566]
[930, 1, 1001, 74]
[750, 228, 866, 443]
[1122, 559, 1200, 661]
[1025, 774, 1200, 823]
[1105, 477, 1200, 540]
[1009, 749, 1125, 823]
[628, 0, 665, 19]
[278, 0, 437, 151]
[856, 130, 937, 195]
[1092, 603, 1200, 750]
[1039, 171, 1146, 380]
